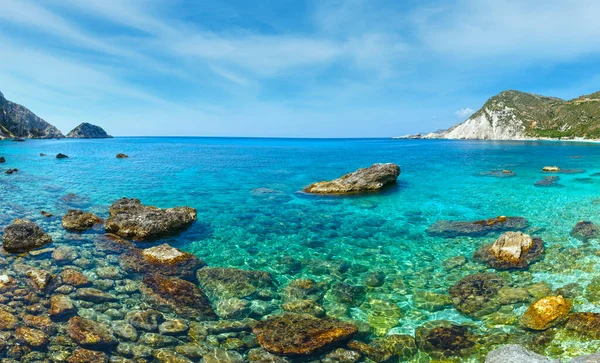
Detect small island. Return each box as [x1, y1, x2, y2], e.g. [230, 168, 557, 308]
[66, 123, 112, 139]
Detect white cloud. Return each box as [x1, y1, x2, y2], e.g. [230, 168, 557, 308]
[455, 108, 475, 118]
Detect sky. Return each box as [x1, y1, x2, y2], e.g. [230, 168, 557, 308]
[1, 0, 600, 137]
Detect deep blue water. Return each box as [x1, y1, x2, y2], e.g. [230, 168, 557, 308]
[3, 137, 600, 359]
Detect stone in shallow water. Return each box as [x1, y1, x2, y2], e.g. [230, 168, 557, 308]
[94, 233, 134, 254]
[534, 176, 562, 187]
[2, 219, 52, 253]
[571, 221, 600, 242]
[105, 197, 197, 241]
[67, 348, 108, 363]
[112, 320, 138, 341]
[25, 268, 53, 290]
[413, 290, 452, 312]
[49, 294, 76, 320]
[426, 216, 529, 238]
[62, 209, 103, 231]
[252, 313, 357, 355]
[56, 269, 90, 287]
[473, 232, 544, 269]
[159, 319, 189, 336]
[23, 314, 55, 334]
[348, 335, 417, 362]
[449, 273, 505, 317]
[216, 298, 251, 319]
[139, 333, 179, 347]
[120, 244, 204, 281]
[327, 282, 366, 306]
[415, 320, 477, 358]
[197, 267, 274, 300]
[361, 298, 402, 336]
[565, 312, 600, 339]
[76, 288, 117, 303]
[323, 348, 360, 363]
[281, 278, 326, 302]
[52, 245, 79, 263]
[281, 299, 325, 317]
[127, 309, 165, 332]
[485, 344, 555, 363]
[67, 316, 117, 348]
[0, 310, 18, 330]
[521, 295, 572, 331]
[202, 348, 245, 363]
[140, 274, 216, 320]
[303, 163, 400, 194]
[16, 326, 49, 348]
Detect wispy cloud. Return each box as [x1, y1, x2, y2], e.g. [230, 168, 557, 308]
[455, 108, 475, 118]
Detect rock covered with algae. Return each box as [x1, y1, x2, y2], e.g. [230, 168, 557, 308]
[474, 231, 544, 269]
[521, 295, 572, 330]
[2, 219, 52, 253]
[61, 209, 103, 232]
[415, 320, 478, 358]
[449, 273, 505, 317]
[120, 243, 205, 281]
[303, 163, 400, 194]
[196, 267, 274, 300]
[252, 313, 357, 355]
[105, 197, 197, 241]
[347, 335, 417, 362]
[565, 312, 600, 339]
[570, 221, 600, 242]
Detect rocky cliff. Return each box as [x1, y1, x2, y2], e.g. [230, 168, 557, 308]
[403, 90, 600, 140]
[66, 123, 112, 139]
[0, 91, 64, 139]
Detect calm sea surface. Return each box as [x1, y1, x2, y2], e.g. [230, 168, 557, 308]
[2, 137, 600, 360]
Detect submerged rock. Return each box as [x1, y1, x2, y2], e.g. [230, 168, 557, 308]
[473, 232, 544, 269]
[2, 219, 52, 253]
[105, 198, 197, 241]
[116, 153, 129, 158]
[426, 216, 528, 237]
[252, 313, 357, 355]
[348, 335, 417, 362]
[49, 294, 76, 320]
[571, 221, 600, 242]
[62, 210, 103, 231]
[521, 295, 572, 330]
[67, 316, 117, 348]
[479, 169, 515, 177]
[120, 243, 204, 280]
[16, 326, 49, 348]
[565, 312, 600, 339]
[67, 348, 108, 363]
[94, 233, 133, 254]
[485, 344, 555, 363]
[140, 274, 217, 320]
[303, 163, 400, 194]
[449, 273, 504, 317]
[56, 153, 69, 159]
[415, 320, 477, 358]
[535, 176, 561, 187]
[197, 267, 274, 300]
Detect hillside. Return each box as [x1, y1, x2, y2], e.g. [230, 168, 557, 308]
[0, 91, 64, 139]
[405, 90, 600, 140]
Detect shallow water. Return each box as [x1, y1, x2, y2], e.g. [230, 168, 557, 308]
[2, 137, 600, 361]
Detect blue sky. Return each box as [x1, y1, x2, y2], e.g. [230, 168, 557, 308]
[1, 0, 600, 137]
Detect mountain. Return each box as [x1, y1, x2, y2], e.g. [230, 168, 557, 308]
[402, 90, 600, 140]
[66, 123, 112, 138]
[0, 91, 64, 139]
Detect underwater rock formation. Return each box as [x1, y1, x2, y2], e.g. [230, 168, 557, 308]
[473, 231, 544, 269]
[449, 273, 505, 317]
[252, 313, 357, 355]
[521, 295, 572, 330]
[120, 243, 204, 281]
[62, 210, 103, 232]
[2, 219, 52, 253]
[303, 163, 400, 194]
[105, 198, 197, 241]
[426, 216, 528, 237]
[197, 267, 274, 300]
[535, 176, 561, 187]
[570, 221, 600, 242]
[140, 274, 217, 320]
[67, 316, 117, 348]
[415, 320, 477, 358]
[565, 312, 600, 339]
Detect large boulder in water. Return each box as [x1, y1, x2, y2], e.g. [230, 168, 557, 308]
[252, 313, 357, 355]
[303, 163, 400, 194]
[105, 198, 197, 241]
[521, 295, 572, 331]
[426, 216, 528, 238]
[2, 219, 52, 253]
[473, 232, 544, 269]
[120, 243, 204, 281]
[140, 274, 216, 320]
[62, 210, 102, 232]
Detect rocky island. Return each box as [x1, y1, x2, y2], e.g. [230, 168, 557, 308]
[0, 90, 63, 139]
[66, 123, 112, 139]
[398, 90, 600, 140]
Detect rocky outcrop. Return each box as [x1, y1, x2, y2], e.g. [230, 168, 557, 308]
[0, 90, 64, 139]
[303, 163, 400, 194]
[120, 243, 204, 280]
[2, 219, 52, 253]
[105, 198, 197, 241]
[66, 123, 112, 138]
[252, 314, 357, 355]
[62, 210, 103, 232]
[521, 296, 572, 330]
[474, 232, 544, 269]
[427, 216, 528, 238]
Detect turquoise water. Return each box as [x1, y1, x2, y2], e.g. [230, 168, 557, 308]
[3, 137, 600, 360]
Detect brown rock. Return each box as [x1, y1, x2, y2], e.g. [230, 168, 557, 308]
[566, 312, 600, 339]
[449, 273, 504, 317]
[521, 296, 572, 330]
[25, 268, 53, 290]
[16, 326, 49, 348]
[75, 288, 117, 303]
[2, 219, 52, 253]
[68, 348, 108, 363]
[197, 267, 274, 300]
[140, 274, 216, 320]
[0, 310, 18, 330]
[116, 153, 129, 159]
[104, 198, 197, 241]
[252, 313, 357, 355]
[473, 232, 544, 269]
[57, 269, 90, 287]
[94, 233, 133, 254]
[62, 210, 103, 232]
[120, 244, 204, 281]
[67, 316, 117, 348]
[415, 320, 477, 358]
[23, 314, 56, 334]
[303, 163, 400, 194]
[49, 294, 77, 320]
